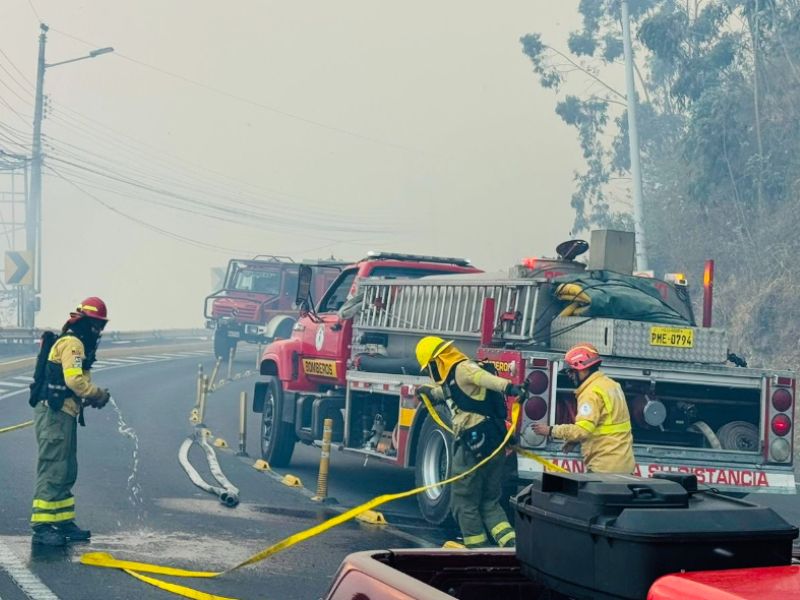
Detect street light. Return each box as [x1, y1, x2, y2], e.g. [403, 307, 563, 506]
[24, 23, 114, 328]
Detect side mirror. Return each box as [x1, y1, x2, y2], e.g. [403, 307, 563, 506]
[295, 265, 313, 309]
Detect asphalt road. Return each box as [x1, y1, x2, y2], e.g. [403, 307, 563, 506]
[0, 346, 439, 600]
[2, 345, 799, 600]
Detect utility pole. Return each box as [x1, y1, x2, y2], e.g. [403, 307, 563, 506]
[26, 23, 48, 329]
[620, 0, 648, 271]
[25, 25, 113, 328]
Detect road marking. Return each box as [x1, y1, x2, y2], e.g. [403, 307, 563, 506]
[96, 358, 141, 364]
[0, 351, 212, 402]
[0, 538, 59, 599]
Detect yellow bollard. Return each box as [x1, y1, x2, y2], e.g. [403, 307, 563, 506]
[227, 347, 234, 380]
[256, 344, 262, 371]
[312, 418, 333, 502]
[195, 364, 204, 408]
[237, 391, 248, 457]
[207, 357, 222, 392]
[198, 375, 209, 425]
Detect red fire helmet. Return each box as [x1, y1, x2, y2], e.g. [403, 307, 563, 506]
[563, 343, 602, 371]
[73, 296, 109, 321]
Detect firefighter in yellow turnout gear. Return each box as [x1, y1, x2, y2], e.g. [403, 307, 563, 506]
[534, 343, 635, 473]
[416, 336, 521, 548]
[31, 298, 111, 546]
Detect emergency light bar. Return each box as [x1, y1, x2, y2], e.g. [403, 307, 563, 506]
[364, 251, 471, 267]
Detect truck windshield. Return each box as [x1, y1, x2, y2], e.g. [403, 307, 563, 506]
[229, 269, 281, 294]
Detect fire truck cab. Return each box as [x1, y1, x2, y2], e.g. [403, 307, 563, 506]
[205, 256, 341, 360]
[254, 252, 479, 467]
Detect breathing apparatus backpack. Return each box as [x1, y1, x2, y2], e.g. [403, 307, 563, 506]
[28, 331, 58, 408]
[445, 361, 509, 460]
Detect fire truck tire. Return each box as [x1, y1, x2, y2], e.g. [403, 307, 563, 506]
[214, 329, 237, 361]
[415, 415, 455, 525]
[259, 376, 296, 467]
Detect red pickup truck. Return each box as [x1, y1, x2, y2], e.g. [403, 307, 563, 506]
[323, 548, 800, 600]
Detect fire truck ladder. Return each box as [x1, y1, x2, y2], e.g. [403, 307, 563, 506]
[356, 278, 547, 342]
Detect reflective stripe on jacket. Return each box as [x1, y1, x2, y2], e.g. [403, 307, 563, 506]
[551, 370, 635, 473]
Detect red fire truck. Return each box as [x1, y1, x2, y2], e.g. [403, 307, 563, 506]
[204, 256, 341, 359]
[255, 235, 796, 524]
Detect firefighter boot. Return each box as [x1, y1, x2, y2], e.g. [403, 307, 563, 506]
[56, 521, 91, 542]
[31, 525, 67, 546]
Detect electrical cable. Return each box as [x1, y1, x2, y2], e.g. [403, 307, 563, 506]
[47, 165, 260, 254]
[48, 27, 413, 152]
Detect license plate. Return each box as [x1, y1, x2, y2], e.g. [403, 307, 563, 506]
[228, 331, 240, 338]
[302, 359, 338, 378]
[650, 326, 693, 348]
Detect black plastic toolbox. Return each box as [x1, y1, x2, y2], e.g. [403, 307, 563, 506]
[512, 472, 798, 600]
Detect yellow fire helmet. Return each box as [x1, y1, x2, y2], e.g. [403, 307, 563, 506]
[415, 336, 467, 384]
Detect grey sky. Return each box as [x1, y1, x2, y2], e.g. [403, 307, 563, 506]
[0, 1, 586, 330]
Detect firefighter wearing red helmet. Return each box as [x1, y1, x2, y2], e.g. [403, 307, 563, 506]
[30, 297, 112, 546]
[534, 343, 635, 473]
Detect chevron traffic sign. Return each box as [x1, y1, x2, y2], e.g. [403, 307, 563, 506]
[5, 251, 33, 286]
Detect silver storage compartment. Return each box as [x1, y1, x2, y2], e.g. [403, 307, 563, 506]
[549, 317, 728, 364]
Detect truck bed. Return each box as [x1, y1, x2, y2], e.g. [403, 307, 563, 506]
[323, 548, 556, 600]
[323, 548, 800, 600]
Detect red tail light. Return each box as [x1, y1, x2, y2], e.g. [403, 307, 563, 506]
[772, 388, 793, 412]
[771, 414, 792, 437]
[524, 396, 548, 421]
[526, 370, 549, 395]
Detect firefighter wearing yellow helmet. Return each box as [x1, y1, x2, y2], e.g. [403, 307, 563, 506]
[534, 343, 635, 473]
[415, 336, 522, 548]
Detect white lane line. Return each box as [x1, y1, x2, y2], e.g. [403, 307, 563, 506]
[10, 376, 33, 383]
[158, 353, 199, 358]
[0, 382, 28, 389]
[96, 358, 141, 364]
[0, 539, 59, 599]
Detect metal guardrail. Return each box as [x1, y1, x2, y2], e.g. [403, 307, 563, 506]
[0, 328, 209, 345]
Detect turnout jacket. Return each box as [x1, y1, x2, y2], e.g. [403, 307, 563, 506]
[428, 360, 510, 436]
[47, 335, 104, 418]
[551, 370, 635, 473]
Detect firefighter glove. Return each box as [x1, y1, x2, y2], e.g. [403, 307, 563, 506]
[92, 389, 111, 409]
[415, 384, 437, 402]
[506, 383, 523, 397]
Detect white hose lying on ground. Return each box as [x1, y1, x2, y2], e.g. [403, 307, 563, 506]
[178, 430, 240, 507]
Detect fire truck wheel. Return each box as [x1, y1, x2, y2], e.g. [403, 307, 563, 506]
[214, 328, 237, 361]
[259, 376, 296, 467]
[415, 414, 455, 525]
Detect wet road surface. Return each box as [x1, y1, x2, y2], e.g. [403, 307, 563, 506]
[1, 345, 798, 599]
[0, 347, 443, 600]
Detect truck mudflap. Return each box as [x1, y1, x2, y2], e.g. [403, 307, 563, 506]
[517, 455, 797, 494]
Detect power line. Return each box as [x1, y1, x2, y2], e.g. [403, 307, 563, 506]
[26, 0, 42, 24]
[47, 165, 261, 254]
[48, 27, 413, 152]
[46, 153, 386, 235]
[0, 48, 391, 221]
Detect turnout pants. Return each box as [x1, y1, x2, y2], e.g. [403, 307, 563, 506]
[450, 445, 515, 548]
[31, 402, 78, 526]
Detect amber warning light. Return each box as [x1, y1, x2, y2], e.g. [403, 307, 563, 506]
[702, 260, 714, 328]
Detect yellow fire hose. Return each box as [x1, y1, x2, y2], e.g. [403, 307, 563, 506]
[82, 400, 568, 600]
[419, 392, 567, 473]
[0, 420, 34, 435]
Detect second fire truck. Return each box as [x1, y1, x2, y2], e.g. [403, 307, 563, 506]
[254, 233, 796, 523]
